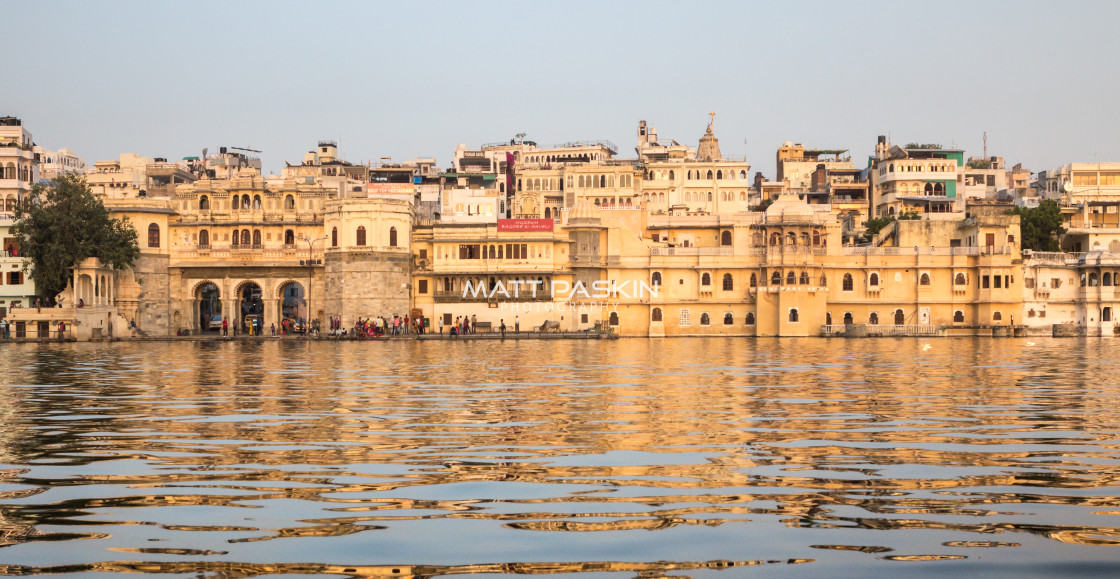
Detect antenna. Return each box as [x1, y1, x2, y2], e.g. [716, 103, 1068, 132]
[230, 146, 262, 153]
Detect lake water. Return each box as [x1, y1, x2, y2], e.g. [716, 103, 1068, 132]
[0, 338, 1119, 577]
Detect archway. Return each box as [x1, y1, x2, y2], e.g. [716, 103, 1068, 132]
[277, 281, 306, 333]
[196, 282, 221, 332]
[238, 282, 264, 333]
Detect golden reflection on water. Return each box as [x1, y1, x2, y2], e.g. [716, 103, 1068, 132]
[0, 337, 1118, 576]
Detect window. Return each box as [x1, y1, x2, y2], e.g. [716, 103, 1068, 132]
[199, 196, 209, 210]
[954, 310, 965, 323]
[799, 272, 809, 285]
[8, 271, 23, 285]
[843, 273, 853, 291]
[789, 308, 799, 322]
[993, 311, 1002, 321]
[955, 273, 967, 285]
[581, 313, 589, 324]
[869, 312, 879, 325]
[679, 308, 691, 327]
[920, 273, 931, 285]
[722, 273, 733, 291]
[723, 313, 733, 325]
[721, 231, 732, 246]
[651, 307, 663, 322]
[284, 195, 295, 210]
[284, 230, 294, 245]
[894, 309, 905, 325]
[700, 312, 710, 326]
[1104, 307, 1113, 322]
[786, 271, 796, 285]
[253, 195, 262, 210]
[147, 224, 160, 248]
[844, 312, 853, 325]
[252, 230, 261, 246]
[389, 227, 398, 247]
[231, 229, 239, 246]
[199, 230, 209, 246]
[356, 226, 366, 246]
[331, 227, 338, 247]
[750, 273, 757, 288]
[869, 273, 879, 287]
[418, 280, 428, 294]
[701, 273, 711, 286]
[771, 271, 781, 285]
[651, 272, 662, 286]
[745, 312, 755, 325]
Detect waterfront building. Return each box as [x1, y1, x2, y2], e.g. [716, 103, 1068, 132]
[776, 142, 855, 194]
[1038, 162, 1120, 253]
[868, 136, 966, 218]
[33, 146, 85, 180]
[0, 117, 38, 313]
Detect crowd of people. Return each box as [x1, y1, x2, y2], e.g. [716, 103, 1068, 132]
[339, 314, 425, 338]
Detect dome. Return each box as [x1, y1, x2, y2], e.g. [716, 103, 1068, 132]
[568, 199, 601, 222]
[764, 194, 815, 220]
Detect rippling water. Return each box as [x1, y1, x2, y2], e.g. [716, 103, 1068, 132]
[1, 338, 1119, 577]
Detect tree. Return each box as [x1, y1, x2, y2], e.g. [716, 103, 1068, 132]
[12, 174, 140, 301]
[1008, 200, 1065, 252]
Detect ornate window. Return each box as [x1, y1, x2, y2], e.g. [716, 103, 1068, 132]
[147, 224, 160, 248]
[651, 307, 663, 322]
[722, 273, 733, 291]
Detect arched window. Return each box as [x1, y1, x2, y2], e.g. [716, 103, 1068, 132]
[609, 312, 619, 326]
[706, 170, 713, 180]
[389, 227, 398, 247]
[241, 229, 250, 246]
[241, 195, 250, 210]
[488, 245, 496, 259]
[700, 313, 710, 326]
[843, 273, 853, 291]
[331, 227, 338, 247]
[356, 226, 366, 246]
[253, 195, 261, 210]
[147, 224, 160, 248]
[770, 233, 781, 246]
[284, 195, 295, 210]
[723, 273, 734, 291]
[993, 311, 1002, 321]
[721, 231, 732, 246]
[894, 309, 905, 325]
[1089, 272, 1099, 286]
[1105, 272, 1113, 286]
[669, 170, 675, 180]
[740, 170, 747, 179]
[843, 312, 854, 325]
[787, 232, 796, 246]
[199, 196, 210, 210]
[284, 229, 294, 245]
[708, 192, 713, 202]
[750, 273, 757, 287]
[723, 313, 733, 325]
[920, 273, 931, 285]
[651, 307, 663, 322]
[869, 273, 879, 286]
[799, 272, 810, 285]
[955, 273, 967, 285]
[786, 271, 796, 285]
[231, 229, 239, 246]
[954, 310, 965, 323]
[771, 271, 781, 285]
[701, 273, 711, 286]
[252, 230, 261, 246]
[789, 308, 799, 322]
[199, 229, 209, 246]
[869, 312, 879, 325]
[651, 272, 662, 287]
[717, 170, 723, 179]
[745, 312, 756, 325]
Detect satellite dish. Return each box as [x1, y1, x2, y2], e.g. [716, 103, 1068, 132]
[1063, 182, 1072, 192]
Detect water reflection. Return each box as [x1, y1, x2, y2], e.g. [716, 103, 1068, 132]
[0, 338, 1118, 576]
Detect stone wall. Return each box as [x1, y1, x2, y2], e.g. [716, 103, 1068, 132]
[323, 250, 410, 324]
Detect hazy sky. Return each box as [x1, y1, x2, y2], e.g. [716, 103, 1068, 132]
[9, 0, 1120, 177]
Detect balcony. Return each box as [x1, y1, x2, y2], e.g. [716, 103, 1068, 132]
[650, 247, 733, 257]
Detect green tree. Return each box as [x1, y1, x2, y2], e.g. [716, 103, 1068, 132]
[1008, 200, 1065, 251]
[12, 174, 140, 301]
[863, 216, 895, 238]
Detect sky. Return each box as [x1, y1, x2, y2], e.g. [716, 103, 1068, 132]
[9, 0, 1120, 177]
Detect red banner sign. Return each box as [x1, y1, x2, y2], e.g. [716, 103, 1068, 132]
[497, 218, 554, 232]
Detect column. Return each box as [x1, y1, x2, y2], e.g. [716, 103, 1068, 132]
[264, 298, 279, 335]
